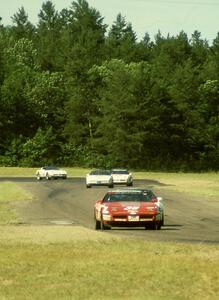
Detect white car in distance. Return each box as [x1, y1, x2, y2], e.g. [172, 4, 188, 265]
[36, 166, 67, 180]
[111, 169, 133, 186]
[86, 169, 114, 188]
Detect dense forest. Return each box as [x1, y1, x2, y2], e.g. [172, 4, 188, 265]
[0, 0, 218, 171]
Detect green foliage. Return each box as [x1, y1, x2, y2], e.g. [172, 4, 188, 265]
[106, 13, 138, 62]
[6, 38, 39, 71]
[0, 39, 41, 147]
[89, 59, 148, 168]
[11, 6, 35, 40]
[0, 0, 218, 170]
[20, 127, 56, 166]
[36, 1, 62, 71]
[63, 0, 107, 78]
[0, 138, 23, 166]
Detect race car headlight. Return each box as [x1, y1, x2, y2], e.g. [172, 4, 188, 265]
[102, 205, 111, 221]
[147, 207, 154, 211]
[147, 207, 158, 213]
[102, 205, 109, 214]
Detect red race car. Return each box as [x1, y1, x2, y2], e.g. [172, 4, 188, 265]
[94, 189, 163, 230]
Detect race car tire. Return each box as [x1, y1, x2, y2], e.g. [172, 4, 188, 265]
[36, 173, 42, 180]
[86, 184, 91, 188]
[108, 184, 114, 188]
[154, 222, 161, 230]
[95, 219, 101, 230]
[146, 222, 160, 230]
[100, 216, 111, 230]
[127, 182, 133, 186]
[46, 173, 51, 180]
[157, 222, 162, 230]
[100, 218, 106, 230]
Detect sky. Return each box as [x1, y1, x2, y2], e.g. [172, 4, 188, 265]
[0, 0, 218, 44]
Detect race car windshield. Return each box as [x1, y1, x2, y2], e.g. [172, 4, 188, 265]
[44, 166, 60, 170]
[103, 192, 154, 202]
[90, 170, 111, 175]
[111, 170, 129, 174]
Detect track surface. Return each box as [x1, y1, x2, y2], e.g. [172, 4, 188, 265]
[4, 177, 219, 244]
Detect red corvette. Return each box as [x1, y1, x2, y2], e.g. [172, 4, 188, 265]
[94, 189, 163, 230]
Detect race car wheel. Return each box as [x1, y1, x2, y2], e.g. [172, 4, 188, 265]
[86, 184, 91, 188]
[95, 219, 101, 230]
[146, 222, 160, 230]
[157, 222, 162, 230]
[46, 173, 51, 180]
[100, 215, 110, 230]
[100, 218, 106, 230]
[145, 223, 153, 230]
[127, 182, 133, 186]
[36, 173, 42, 180]
[154, 222, 161, 230]
[108, 184, 114, 188]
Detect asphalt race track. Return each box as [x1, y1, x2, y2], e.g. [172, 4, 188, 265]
[2, 177, 219, 244]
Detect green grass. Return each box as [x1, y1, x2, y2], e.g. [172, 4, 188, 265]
[134, 171, 219, 199]
[0, 182, 32, 224]
[0, 167, 37, 176]
[0, 237, 218, 300]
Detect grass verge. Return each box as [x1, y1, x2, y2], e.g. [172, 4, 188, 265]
[0, 234, 218, 300]
[0, 181, 32, 224]
[134, 171, 219, 199]
[0, 166, 90, 177]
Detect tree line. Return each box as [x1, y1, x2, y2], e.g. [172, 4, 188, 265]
[0, 0, 218, 171]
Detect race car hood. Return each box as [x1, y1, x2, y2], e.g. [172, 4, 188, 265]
[49, 169, 66, 175]
[87, 175, 111, 180]
[105, 201, 157, 214]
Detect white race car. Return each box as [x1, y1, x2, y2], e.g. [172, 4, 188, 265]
[36, 166, 67, 180]
[86, 169, 114, 188]
[111, 169, 133, 186]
